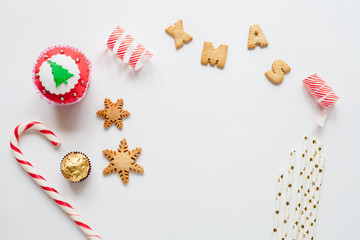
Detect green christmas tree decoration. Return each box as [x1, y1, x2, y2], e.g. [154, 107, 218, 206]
[49, 60, 74, 87]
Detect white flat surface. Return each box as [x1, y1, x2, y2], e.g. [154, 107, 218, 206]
[1, 0, 360, 239]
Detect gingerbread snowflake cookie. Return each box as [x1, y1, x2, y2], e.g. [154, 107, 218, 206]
[96, 98, 130, 129]
[102, 139, 144, 184]
[33, 45, 91, 106]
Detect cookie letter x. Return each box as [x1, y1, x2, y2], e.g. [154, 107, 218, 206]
[165, 20, 193, 49]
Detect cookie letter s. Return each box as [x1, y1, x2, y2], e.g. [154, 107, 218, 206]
[265, 60, 291, 84]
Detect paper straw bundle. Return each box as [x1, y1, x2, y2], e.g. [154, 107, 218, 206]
[272, 137, 325, 240]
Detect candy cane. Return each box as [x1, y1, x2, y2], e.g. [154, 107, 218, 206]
[10, 121, 101, 240]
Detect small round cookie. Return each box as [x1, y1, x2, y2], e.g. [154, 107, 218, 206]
[61, 152, 91, 183]
[33, 45, 91, 106]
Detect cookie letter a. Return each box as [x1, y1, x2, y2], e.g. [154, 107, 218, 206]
[201, 41, 228, 68]
[248, 24, 268, 49]
[265, 60, 291, 85]
[165, 20, 193, 49]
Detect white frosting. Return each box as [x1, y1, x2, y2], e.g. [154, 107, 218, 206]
[39, 54, 80, 95]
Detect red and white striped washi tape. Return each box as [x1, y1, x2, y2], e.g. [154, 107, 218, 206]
[303, 73, 339, 127]
[107, 26, 153, 70]
[10, 121, 100, 240]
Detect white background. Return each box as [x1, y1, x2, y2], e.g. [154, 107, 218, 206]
[1, 0, 359, 239]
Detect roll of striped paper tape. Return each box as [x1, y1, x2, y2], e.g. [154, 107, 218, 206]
[107, 26, 153, 70]
[303, 73, 339, 127]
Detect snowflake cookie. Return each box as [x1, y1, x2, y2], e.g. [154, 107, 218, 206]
[96, 98, 130, 129]
[102, 139, 144, 184]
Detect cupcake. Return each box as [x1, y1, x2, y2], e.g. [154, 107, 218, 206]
[33, 45, 91, 106]
[60, 152, 91, 183]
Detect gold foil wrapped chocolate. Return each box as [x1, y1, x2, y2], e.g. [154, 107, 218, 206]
[61, 152, 90, 182]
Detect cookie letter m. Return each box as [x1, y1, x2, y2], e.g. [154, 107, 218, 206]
[201, 41, 228, 68]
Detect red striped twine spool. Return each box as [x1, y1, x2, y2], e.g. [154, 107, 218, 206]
[303, 74, 339, 127]
[107, 26, 153, 70]
[10, 121, 101, 239]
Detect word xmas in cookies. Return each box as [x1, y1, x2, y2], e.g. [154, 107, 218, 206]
[165, 21, 291, 83]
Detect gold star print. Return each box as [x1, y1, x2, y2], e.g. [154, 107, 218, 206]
[97, 98, 130, 129]
[102, 139, 144, 184]
[273, 228, 277, 233]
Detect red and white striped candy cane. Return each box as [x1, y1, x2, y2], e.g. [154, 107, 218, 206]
[10, 121, 101, 240]
[303, 73, 339, 127]
[107, 26, 153, 70]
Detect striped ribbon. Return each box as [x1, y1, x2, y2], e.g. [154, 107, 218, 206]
[10, 121, 101, 240]
[107, 26, 153, 70]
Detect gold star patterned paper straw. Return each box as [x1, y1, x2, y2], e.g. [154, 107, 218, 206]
[280, 150, 296, 239]
[289, 137, 308, 239]
[298, 144, 321, 239]
[290, 137, 312, 239]
[304, 156, 324, 240]
[296, 140, 319, 239]
[272, 169, 285, 240]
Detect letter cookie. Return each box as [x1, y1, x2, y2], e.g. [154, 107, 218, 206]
[200, 41, 228, 68]
[165, 20, 193, 49]
[265, 60, 291, 84]
[248, 24, 268, 49]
